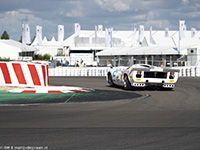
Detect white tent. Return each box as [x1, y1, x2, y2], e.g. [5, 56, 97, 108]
[32, 24, 200, 66]
[0, 39, 37, 60]
[33, 37, 65, 56]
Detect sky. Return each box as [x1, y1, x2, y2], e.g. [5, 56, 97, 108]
[0, 0, 200, 41]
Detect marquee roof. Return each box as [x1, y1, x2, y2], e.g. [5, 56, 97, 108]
[0, 39, 37, 52]
[96, 46, 180, 56]
[31, 26, 200, 57]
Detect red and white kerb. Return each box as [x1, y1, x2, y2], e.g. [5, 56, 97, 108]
[0, 61, 49, 87]
[8, 86, 93, 93]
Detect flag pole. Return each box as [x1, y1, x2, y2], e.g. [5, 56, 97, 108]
[178, 20, 186, 54]
[94, 26, 97, 62]
[178, 31, 180, 54]
[178, 20, 181, 54]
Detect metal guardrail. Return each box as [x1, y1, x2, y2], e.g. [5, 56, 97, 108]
[49, 66, 200, 77]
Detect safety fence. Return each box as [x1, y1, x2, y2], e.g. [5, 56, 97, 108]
[49, 66, 200, 77]
[49, 67, 124, 77]
[178, 66, 200, 77]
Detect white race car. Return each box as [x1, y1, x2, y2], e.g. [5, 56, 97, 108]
[107, 64, 179, 90]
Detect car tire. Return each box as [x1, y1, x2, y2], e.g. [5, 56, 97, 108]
[124, 75, 131, 90]
[108, 73, 115, 87]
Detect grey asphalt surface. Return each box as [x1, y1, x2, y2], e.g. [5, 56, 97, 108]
[0, 77, 200, 149]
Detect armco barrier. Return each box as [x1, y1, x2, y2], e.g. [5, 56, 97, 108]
[0, 61, 49, 87]
[49, 66, 200, 77]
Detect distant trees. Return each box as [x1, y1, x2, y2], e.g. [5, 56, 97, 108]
[0, 57, 10, 60]
[1, 30, 10, 39]
[34, 53, 51, 60]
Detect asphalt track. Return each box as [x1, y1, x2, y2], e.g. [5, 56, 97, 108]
[0, 77, 200, 149]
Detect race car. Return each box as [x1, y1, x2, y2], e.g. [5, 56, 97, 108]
[107, 64, 179, 90]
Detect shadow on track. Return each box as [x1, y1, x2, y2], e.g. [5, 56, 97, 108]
[107, 84, 174, 91]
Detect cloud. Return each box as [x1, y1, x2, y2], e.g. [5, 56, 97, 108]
[1, 0, 200, 41]
[65, 1, 84, 17]
[182, 0, 189, 5]
[95, 0, 131, 12]
[1, 9, 51, 25]
[0, 9, 53, 40]
[145, 20, 171, 29]
[186, 11, 200, 19]
[147, 10, 160, 20]
[131, 14, 146, 20]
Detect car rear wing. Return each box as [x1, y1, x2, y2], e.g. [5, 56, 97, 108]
[163, 68, 180, 73]
[129, 67, 180, 75]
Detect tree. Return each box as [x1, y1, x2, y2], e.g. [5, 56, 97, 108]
[19, 36, 22, 43]
[43, 53, 51, 60]
[1, 30, 10, 39]
[34, 53, 51, 60]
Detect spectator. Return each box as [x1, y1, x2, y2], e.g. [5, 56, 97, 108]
[80, 61, 84, 67]
[107, 61, 112, 67]
[75, 60, 79, 67]
[80, 59, 84, 67]
[65, 60, 69, 66]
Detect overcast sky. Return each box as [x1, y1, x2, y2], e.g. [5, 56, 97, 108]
[0, 0, 200, 41]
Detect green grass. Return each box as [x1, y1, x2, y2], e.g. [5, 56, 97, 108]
[0, 91, 75, 105]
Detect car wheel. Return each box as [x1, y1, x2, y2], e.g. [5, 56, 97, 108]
[124, 75, 131, 90]
[108, 74, 115, 87]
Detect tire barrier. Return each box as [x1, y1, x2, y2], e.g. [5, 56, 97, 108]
[0, 61, 49, 87]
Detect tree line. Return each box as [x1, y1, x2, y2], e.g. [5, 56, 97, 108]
[0, 30, 36, 43]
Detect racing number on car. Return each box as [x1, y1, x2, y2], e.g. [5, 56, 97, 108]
[113, 71, 119, 80]
[113, 71, 118, 78]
